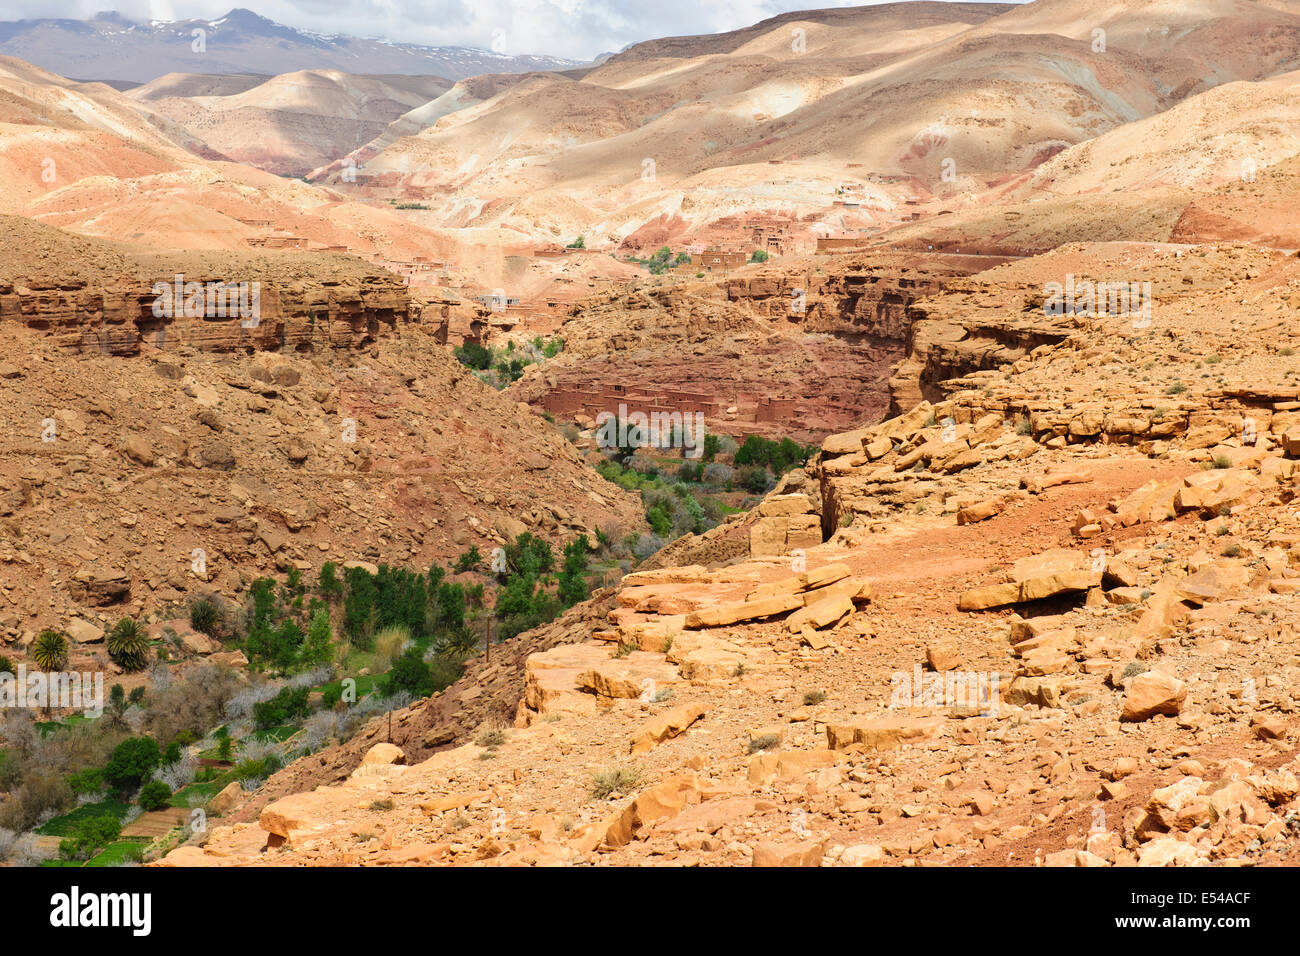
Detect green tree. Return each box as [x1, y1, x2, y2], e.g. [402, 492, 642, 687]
[104, 737, 162, 791]
[317, 561, 343, 601]
[558, 536, 592, 607]
[343, 566, 377, 648]
[249, 577, 278, 631]
[67, 767, 104, 796]
[138, 780, 172, 811]
[302, 607, 333, 667]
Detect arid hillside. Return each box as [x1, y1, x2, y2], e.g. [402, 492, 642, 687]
[0, 216, 645, 645]
[303, 0, 1300, 251]
[5, 0, 1300, 880]
[128, 71, 453, 177]
[165, 234, 1300, 868]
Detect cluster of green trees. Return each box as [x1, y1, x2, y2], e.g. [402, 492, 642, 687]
[5, 532, 603, 856]
[453, 336, 564, 388]
[733, 435, 815, 476]
[628, 246, 692, 275]
[335, 563, 479, 653]
[491, 533, 592, 640]
[242, 573, 332, 675]
[597, 459, 730, 538]
[52, 731, 197, 858]
[58, 815, 125, 862]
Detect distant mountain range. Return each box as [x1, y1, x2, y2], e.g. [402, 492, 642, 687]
[0, 8, 583, 84]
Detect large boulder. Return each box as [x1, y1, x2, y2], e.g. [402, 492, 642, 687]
[1122, 672, 1187, 722]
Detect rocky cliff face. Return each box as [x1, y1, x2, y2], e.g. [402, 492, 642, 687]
[510, 253, 991, 442]
[0, 234, 412, 357]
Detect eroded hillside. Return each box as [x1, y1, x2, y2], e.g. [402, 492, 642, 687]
[0, 218, 645, 645]
[163, 237, 1300, 868]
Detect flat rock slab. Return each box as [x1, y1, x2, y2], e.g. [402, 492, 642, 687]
[960, 548, 1101, 610]
[826, 716, 944, 751]
[577, 651, 681, 699]
[524, 642, 612, 712]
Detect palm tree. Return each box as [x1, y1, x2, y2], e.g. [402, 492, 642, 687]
[107, 618, 151, 672]
[30, 630, 69, 670]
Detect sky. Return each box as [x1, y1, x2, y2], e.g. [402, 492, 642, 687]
[0, 1, 1016, 60]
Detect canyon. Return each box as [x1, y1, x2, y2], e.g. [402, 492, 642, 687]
[3, 0, 1300, 880]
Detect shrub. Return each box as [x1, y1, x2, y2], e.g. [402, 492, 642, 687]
[454, 547, 483, 573]
[252, 685, 311, 730]
[104, 737, 162, 791]
[0, 655, 12, 675]
[589, 766, 643, 799]
[504, 533, 554, 577]
[632, 534, 664, 560]
[143, 662, 240, 745]
[107, 618, 151, 672]
[426, 653, 465, 695]
[373, 624, 410, 668]
[189, 599, 221, 637]
[138, 780, 172, 811]
[494, 576, 562, 641]
[742, 466, 772, 494]
[382, 647, 433, 698]
[30, 630, 69, 670]
[454, 341, 493, 370]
